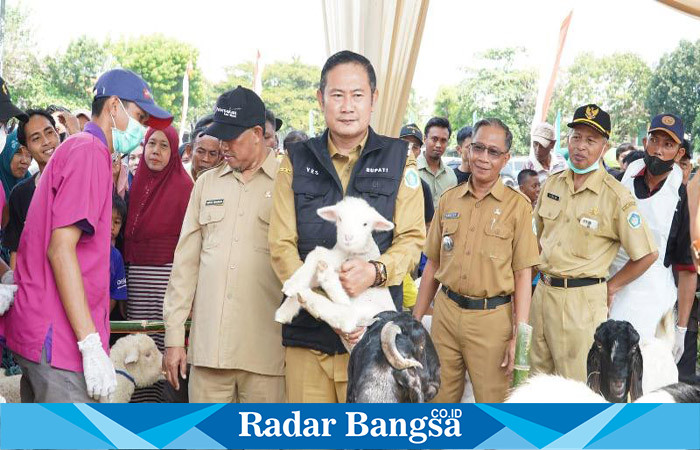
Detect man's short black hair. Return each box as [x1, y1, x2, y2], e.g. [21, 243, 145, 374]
[616, 143, 636, 159]
[319, 50, 377, 94]
[424, 117, 452, 140]
[283, 130, 309, 151]
[681, 138, 692, 160]
[17, 109, 56, 146]
[91, 97, 132, 118]
[517, 169, 538, 186]
[622, 150, 645, 167]
[456, 126, 473, 146]
[473, 118, 513, 151]
[195, 113, 214, 130]
[112, 192, 127, 222]
[190, 126, 207, 147]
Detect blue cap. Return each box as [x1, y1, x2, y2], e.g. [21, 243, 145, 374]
[649, 113, 684, 144]
[93, 69, 173, 129]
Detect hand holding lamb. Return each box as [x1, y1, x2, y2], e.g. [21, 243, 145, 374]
[275, 197, 397, 337]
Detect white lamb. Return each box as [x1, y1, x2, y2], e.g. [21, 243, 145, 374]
[105, 333, 164, 403]
[275, 197, 397, 335]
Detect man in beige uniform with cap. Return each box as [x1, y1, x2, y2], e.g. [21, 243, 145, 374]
[163, 86, 285, 403]
[531, 104, 658, 382]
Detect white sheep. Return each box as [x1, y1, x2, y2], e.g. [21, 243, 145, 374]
[639, 307, 678, 394]
[0, 334, 162, 403]
[275, 197, 397, 335]
[105, 333, 164, 403]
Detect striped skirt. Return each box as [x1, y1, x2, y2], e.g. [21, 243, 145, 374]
[126, 263, 173, 403]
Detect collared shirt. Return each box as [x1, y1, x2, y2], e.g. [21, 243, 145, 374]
[5, 122, 113, 372]
[269, 131, 425, 287]
[621, 167, 693, 272]
[417, 153, 458, 209]
[534, 167, 657, 278]
[163, 150, 284, 376]
[424, 177, 539, 297]
[524, 152, 567, 183]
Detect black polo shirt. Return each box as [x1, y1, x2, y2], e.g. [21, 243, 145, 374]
[616, 168, 693, 271]
[3, 173, 36, 252]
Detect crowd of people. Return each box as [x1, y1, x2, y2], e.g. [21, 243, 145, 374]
[0, 49, 696, 405]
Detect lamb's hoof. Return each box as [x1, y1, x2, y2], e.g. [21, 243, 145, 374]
[315, 260, 333, 284]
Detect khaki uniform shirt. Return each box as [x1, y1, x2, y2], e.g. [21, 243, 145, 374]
[534, 167, 657, 279]
[424, 177, 540, 298]
[417, 153, 458, 209]
[269, 131, 425, 286]
[163, 151, 284, 376]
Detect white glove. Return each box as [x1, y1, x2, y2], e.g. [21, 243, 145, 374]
[0, 284, 18, 315]
[1, 270, 14, 285]
[77, 333, 116, 402]
[672, 326, 687, 364]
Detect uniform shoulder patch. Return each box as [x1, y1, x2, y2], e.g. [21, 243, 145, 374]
[627, 211, 642, 229]
[404, 167, 420, 189]
[278, 166, 292, 175]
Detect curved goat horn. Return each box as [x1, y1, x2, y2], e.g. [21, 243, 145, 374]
[380, 321, 423, 370]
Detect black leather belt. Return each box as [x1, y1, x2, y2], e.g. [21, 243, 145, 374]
[441, 286, 511, 310]
[540, 273, 606, 288]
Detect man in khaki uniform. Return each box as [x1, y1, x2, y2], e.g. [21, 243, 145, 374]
[532, 104, 658, 382]
[269, 51, 425, 403]
[162, 87, 285, 403]
[414, 118, 539, 403]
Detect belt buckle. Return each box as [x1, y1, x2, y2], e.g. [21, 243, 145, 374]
[563, 278, 568, 289]
[542, 274, 551, 286]
[483, 298, 488, 310]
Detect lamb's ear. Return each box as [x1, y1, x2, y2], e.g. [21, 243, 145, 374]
[372, 210, 395, 232]
[629, 344, 644, 402]
[586, 342, 602, 395]
[124, 347, 140, 365]
[317, 205, 339, 223]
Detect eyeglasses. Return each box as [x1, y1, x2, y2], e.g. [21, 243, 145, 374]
[469, 142, 507, 159]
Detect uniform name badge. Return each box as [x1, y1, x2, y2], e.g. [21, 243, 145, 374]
[579, 217, 598, 230]
[442, 235, 454, 252]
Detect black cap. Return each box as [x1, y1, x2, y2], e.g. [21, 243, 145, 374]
[205, 86, 265, 141]
[0, 76, 27, 123]
[275, 118, 283, 131]
[567, 104, 611, 139]
[399, 123, 424, 146]
[649, 113, 683, 144]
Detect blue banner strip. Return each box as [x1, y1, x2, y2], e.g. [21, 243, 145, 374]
[1, 403, 698, 449]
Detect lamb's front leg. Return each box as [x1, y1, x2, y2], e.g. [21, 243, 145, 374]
[299, 289, 357, 333]
[274, 295, 302, 324]
[315, 260, 351, 305]
[282, 253, 321, 297]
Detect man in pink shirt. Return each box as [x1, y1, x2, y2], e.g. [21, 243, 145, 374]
[3, 69, 172, 402]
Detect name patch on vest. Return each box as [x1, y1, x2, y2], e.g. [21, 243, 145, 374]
[547, 193, 560, 201]
[444, 212, 460, 219]
[366, 167, 389, 173]
[205, 199, 224, 206]
[305, 167, 319, 176]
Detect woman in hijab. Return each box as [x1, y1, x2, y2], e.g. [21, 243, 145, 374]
[0, 130, 31, 225]
[124, 125, 193, 403]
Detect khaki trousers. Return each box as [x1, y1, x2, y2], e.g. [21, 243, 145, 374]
[188, 365, 285, 403]
[430, 290, 513, 403]
[530, 281, 608, 382]
[284, 346, 349, 403]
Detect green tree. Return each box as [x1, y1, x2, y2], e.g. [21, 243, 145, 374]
[403, 88, 429, 126]
[550, 52, 651, 144]
[434, 48, 537, 153]
[44, 36, 108, 109]
[216, 57, 323, 135]
[646, 40, 700, 152]
[110, 35, 206, 125]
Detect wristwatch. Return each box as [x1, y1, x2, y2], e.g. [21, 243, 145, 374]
[370, 261, 387, 287]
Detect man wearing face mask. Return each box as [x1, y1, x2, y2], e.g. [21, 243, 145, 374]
[608, 114, 695, 365]
[3, 69, 172, 402]
[531, 104, 658, 383]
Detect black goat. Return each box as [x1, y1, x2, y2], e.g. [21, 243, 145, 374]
[587, 320, 643, 403]
[347, 311, 440, 403]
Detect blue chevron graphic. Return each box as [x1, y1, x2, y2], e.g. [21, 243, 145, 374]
[475, 425, 538, 449]
[76, 403, 156, 449]
[138, 403, 225, 448]
[545, 403, 624, 449]
[477, 404, 562, 448]
[163, 426, 226, 449]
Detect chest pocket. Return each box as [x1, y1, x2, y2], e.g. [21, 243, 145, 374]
[293, 177, 332, 224]
[199, 206, 225, 249]
[255, 201, 272, 253]
[538, 199, 562, 222]
[483, 222, 514, 260]
[353, 174, 397, 217]
[440, 220, 459, 260]
[570, 213, 608, 258]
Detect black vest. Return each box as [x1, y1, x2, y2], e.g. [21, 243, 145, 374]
[283, 127, 407, 354]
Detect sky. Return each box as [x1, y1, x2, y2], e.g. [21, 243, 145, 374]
[13, 0, 700, 104]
